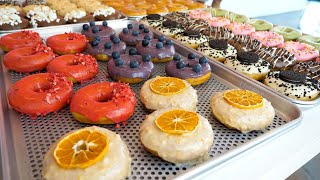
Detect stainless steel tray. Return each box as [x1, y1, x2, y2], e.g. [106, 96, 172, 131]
[0, 20, 302, 180]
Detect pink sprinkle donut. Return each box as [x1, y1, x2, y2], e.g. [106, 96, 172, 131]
[251, 31, 284, 47]
[226, 22, 255, 36]
[206, 17, 230, 27]
[188, 10, 212, 20]
[279, 41, 319, 61]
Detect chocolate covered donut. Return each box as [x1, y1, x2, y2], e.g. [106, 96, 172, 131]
[202, 26, 234, 40]
[292, 61, 320, 81]
[119, 23, 154, 46]
[81, 21, 116, 41]
[198, 39, 237, 62]
[228, 35, 262, 52]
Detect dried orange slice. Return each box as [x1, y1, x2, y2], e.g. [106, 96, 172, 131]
[150, 77, 187, 95]
[54, 129, 109, 169]
[223, 89, 264, 109]
[155, 109, 199, 134]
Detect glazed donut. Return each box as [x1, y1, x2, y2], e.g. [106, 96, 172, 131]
[205, 8, 230, 17]
[46, 32, 88, 55]
[246, 19, 273, 31]
[226, 22, 255, 36]
[136, 36, 175, 63]
[175, 30, 207, 49]
[7, 73, 73, 118]
[298, 35, 320, 51]
[155, 20, 184, 37]
[147, 6, 169, 14]
[188, 10, 211, 20]
[0, 30, 42, 52]
[271, 26, 302, 41]
[3, 44, 56, 73]
[251, 31, 284, 47]
[119, 23, 154, 46]
[81, 21, 116, 41]
[166, 4, 188, 12]
[47, 54, 98, 83]
[279, 41, 319, 61]
[122, 8, 147, 16]
[93, 7, 122, 21]
[70, 82, 136, 124]
[206, 17, 231, 27]
[198, 39, 237, 62]
[140, 14, 164, 27]
[185, 1, 206, 10]
[0, 7, 29, 30]
[292, 61, 320, 81]
[166, 53, 212, 85]
[227, 13, 249, 23]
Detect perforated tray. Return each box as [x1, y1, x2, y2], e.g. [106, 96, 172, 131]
[0, 20, 302, 180]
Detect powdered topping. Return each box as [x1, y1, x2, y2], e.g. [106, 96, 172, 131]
[64, 9, 86, 22]
[65, 32, 87, 41]
[109, 82, 136, 104]
[44, 73, 72, 104]
[73, 54, 98, 74]
[26, 6, 60, 28]
[0, 7, 22, 26]
[251, 31, 284, 47]
[32, 44, 56, 57]
[21, 30, 41, 40]
[93, 6, 115, 17]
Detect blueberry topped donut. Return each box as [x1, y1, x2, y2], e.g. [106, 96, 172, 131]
[165, 53, 211, 85]
[224, 51, 271, 80]
[107, 48, 154, 84]
[175, 30, 207, 49]
[140, 14, 164, 27]
[118, 23, 154, 46]
[264, 70, 320, 101]
[198, 39, 237, 62]
[81, 21, 116, 41]
[155, 19, 184, 38]
[292, 61, 320, 81]
[86, 35, 126, 61]
[136, 35, 175, 63]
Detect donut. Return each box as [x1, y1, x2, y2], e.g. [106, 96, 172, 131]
[202, 26, 234, 40]
[81, 21, 116, 41]
[140, 108, 213, 165]
[297, 35, 320, 51]
[292, 61, 320, 81]
[271, 26, 302, 41]
[264, 70, 320, 100]
[184, 19, 210, 34]
[147, 6, 169, 14]
[140, 76, 198, 111]
[166, 4, 188, 12]
[70, 82, 136, 124]
[246, 19, 273, 31]
[279, 41, 319, 62]
[155, 19, 184, 38]
[251, 31, 284, 47]
[86, 36, 126, 61]
[122, 8, 147, 16]
[7, 73, 73, 118]
[226, 22, 255, 36]
[185, 1, 206, 10]
[0, 7, 29, 30]
[25, 5, 65, 28]
[166, 53, 212, 85]
[224, 51, 271, 80]
[206, 17, 231, 27]
[46, 32, 88, 55]
[210, 89, 275, 133]
[119, 23, 154, 46]
[43, 126, 131, 179]
[175, 30, 207, 49]
[136, 36, 175, 63]
[3, 44, 56, 73]
[0, 30, 42, 52]
[228, 35, 262, 52]
[227, 12, 249, 23]
[140, 14, 164, 27]
[92, 7, 121, 21]
[188, 10, 211, 20]
[205, 8, 230, 17]
[64, 9, 94, 24]
[198, 39, 237, 62]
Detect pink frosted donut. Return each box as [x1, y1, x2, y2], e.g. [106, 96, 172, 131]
[206, 17, 230, 27]
[279, 41, 319, 61]
[226, 22, 255, 35]
[188, 10, 212, 20]
[251, 31, 284, 47]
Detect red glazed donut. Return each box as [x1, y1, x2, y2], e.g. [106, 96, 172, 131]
[46, 32, 88, 55]
[7, 73, 73, 118]
[0, 30, 42, 52]
[70, 82, 137, 124]
[3, 44, 56, 73]
[47, 54, 99, 83]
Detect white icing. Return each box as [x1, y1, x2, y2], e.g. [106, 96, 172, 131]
[93, 7, 115, 17]
[27, 6, 59, 28]
[140, 18, 163, 28]
[198, 42, 237, 59]
[0, 7, 22, 26]
[224, 57, 270, 75]
[64, 9, 86, 22]
[155, 26, 184, 37]
[175, 33, 207, 45]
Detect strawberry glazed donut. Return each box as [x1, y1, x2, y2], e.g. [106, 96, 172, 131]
[206, 17, 230, 27]
[47, 54, 98, 83]
[226, 22, 255, 36]
[70, 82, 137, 124]
[279, 41, 319, 62]
[7, 73, 73, 118]
[188, 10, 212, 20]
[251, 31, 284, 47]
[3, 44, 56, 73]
[0, 30, 42, 52]
[46, 32, 88, 55]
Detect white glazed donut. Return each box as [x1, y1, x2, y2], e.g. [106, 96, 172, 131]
[175, 31, 207, 49]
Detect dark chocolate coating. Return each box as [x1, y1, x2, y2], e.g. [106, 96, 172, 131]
[279, 70, 306, 84]
[237, 51, 259, 65]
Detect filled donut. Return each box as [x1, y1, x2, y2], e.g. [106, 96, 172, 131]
[0, 30, 42, 52]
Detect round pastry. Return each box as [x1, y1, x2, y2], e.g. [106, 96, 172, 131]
[175, 30, 207, 49]
[205, 8, 229, 17]
[42, 126, 131, 179]
[279, 41, 319, 62]
[107, 49, 154, 84]
[140, 76, 198, 111]
[251, 31, 284, 47]
[163, 11, 189, 26]
[206, 17, 231, 27]
[0, 30, 42, 52]
[122, 8, 147, 17]
[86, 36, 126, 61]
[188, 10, 211, 20]
[140, 108, 213, 165]
[292, 61, 320, 81]
[264, 70, 320, 100]
[3, 44, 56, 73]
[47, 54, 98, 83]
[246, 19, 273, 31]
[210, 89, 275, 133]
[227, 13, 249, 23]
[271, 26, 302, 41]
[136, 36, 175, 63]
[224, 51, 271, 80]
[155, 19, 184, 38]
[46, 32, 88, 55]
[81, 21, 116, 41]
[297, 35, 320, 51]
[119, 23, 154, 46]
[140, 14, 164, 27]
[198, 39, 237, 62]
[25, 5, 65, 28]
[93, 7, 122, 21]
[227, 35, 262, 52]
[70, 82, 136, 124]
[185, 1, 206, 10]
[167, 4, 188, 12]
[64, 9, 94, 24]
[202, 26, 234, 40]
[7, 73, 72, 118]
[226, 22, 255, 36]
[0, 7, 29, 30]
[147, 6, 169, 14]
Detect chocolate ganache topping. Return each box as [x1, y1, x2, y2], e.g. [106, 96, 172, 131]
[209, 39, 228, 50]
[228, 35, 262, 52]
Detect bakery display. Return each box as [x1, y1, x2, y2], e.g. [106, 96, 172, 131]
[0, 30, 42, 52]
[119, 23, 154, 46]
[46, 32, 88, 54]
[198, 39, 237, 62]
[81, 21, 116, 41]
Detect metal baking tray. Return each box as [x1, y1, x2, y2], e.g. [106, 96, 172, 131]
[0, 20, 302, 180]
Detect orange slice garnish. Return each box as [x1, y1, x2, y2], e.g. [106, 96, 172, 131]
[54, 129, 109, 169]
[155, 109, 199, 134]
[150, 77, 187, 95]
[223, 89, 264, 109]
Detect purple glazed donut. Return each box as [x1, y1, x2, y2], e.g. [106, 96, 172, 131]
[118, 23, 154, 46]
[165, 53, 212, 86]
[81, 21, 116, 41]
[107, 48, 154, 84]
[136, 35, 175, 63]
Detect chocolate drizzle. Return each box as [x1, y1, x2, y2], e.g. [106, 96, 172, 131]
[209, 39, 228, 50]
[228, 35, 262, 52]
[279, 70, 306, 84]
[292, 61, 320, 81]
[203, 27, 233, 40]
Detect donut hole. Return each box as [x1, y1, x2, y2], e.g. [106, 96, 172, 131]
[96, 93, 113, 103]
[33, 83, 53, 93]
